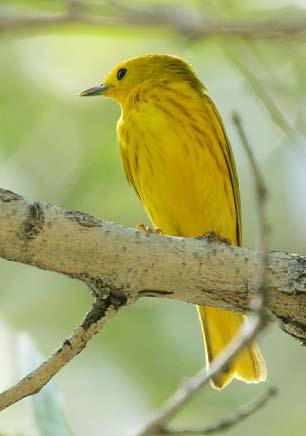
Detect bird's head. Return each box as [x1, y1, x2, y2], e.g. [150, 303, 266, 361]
[80, 54, 204, 106]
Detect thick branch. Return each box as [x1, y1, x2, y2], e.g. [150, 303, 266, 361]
[0, 188, 305, 343]
[0, 3, 306, 40]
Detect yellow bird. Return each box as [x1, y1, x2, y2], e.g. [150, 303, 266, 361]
[80, 54, 267, 389]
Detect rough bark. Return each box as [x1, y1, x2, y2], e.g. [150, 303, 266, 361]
[0, 188, 305, 343]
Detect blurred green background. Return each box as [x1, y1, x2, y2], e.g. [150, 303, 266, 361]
[0, 1, 306, 435]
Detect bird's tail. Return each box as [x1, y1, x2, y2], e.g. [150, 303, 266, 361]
[197, 305, 267, 389]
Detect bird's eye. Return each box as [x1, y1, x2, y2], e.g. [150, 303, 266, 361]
[117, 68, 127, 81]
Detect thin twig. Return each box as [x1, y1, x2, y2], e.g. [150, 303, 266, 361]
[162, 387, 277, 435]
[128, 315, 267, 436]
[232, 111, 270, 307]
[232, 112, 267, 200]
[0, 295, 125, 411]
[227, 46, 297, 144]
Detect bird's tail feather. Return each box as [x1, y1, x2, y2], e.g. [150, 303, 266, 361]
[197, 305, 267, 389]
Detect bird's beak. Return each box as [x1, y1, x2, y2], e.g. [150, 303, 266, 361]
[79, 85, 110, 97]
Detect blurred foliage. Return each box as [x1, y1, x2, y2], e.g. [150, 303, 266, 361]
[0, 1, 306, 435]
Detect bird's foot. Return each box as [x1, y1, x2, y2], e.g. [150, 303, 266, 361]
[199, 231, 231, 245]
[136, 222, 163, 235]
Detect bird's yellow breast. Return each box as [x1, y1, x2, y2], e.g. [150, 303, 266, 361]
[118, 80, 240, 243]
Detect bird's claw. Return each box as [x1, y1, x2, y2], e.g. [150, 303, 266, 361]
[136, 222, 163, 235]
[200, 231, 231, 245]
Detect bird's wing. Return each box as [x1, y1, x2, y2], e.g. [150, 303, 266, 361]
[203, 94, 242, 246]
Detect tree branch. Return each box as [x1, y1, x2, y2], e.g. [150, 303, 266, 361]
[0, 295, 125, 411]
[0, 115, 282, 432]
[159, 387, 277, 435]
[129, 312, 267, 435]
[0, 2, 306, 40]
[0, 188, 305, 343]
